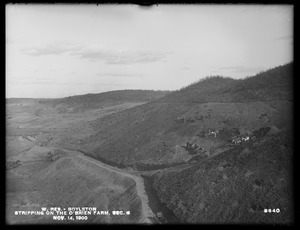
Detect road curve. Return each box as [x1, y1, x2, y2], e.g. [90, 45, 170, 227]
[71, 150, 156, 223]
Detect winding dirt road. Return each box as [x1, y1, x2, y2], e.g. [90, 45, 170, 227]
[69, 150, 156, 223]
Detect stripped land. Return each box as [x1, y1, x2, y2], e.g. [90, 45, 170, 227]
[6, 64, 293, 224]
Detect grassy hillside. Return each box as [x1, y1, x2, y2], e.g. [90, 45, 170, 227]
[6, 98, 39, 104]
[72, 63, 293, 169]
[6, 63, 293, 224]
[38, 90, 170, 112]
[219, 63, 293, 102]
[159, 76, 235, 103]
[152, 130, 293, 223]
[159, 63, 292, 104]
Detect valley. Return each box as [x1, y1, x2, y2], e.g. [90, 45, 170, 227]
[6, 64, 294, 224]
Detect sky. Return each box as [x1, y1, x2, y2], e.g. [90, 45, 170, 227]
[6, 4, 293, 98]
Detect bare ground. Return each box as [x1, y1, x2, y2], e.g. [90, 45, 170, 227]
[6, 101, 158, 224]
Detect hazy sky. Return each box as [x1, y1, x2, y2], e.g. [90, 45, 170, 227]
[6, 4, 293, 98]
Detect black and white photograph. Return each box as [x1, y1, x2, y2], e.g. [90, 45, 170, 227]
[5, 4, 293, 224]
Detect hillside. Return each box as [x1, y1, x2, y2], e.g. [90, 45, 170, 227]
[6, 102, 158, 224]
[64, 63, 293, 169]
[6, 63, 293, 224]
[38, 90, 170, 113]
[158, 76, 236, 103]
[6, 98, 39, 104]
[159, 63, 292, 104]
[6, 146, 154, 224]
[151, 130, 293, 223]
[219, 63, 293, 102]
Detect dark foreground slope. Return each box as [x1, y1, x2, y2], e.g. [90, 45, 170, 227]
[152, 130, 293, 224]
[75, 63, 293, 169]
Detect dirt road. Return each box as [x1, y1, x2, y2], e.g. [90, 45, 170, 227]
[69, 150, 156, 223]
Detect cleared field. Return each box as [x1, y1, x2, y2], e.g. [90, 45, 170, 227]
[77, 100, 292, 168]
[6, 148, 154, 224]
[6, 100, 157, 224]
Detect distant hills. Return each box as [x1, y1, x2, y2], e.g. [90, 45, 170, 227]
[6, 98, 39, 104]
[7, 62, 292, 106]
[6, 90, 170, 105]
[37, 90, 170, 111]
[7, 63, 293, 169]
